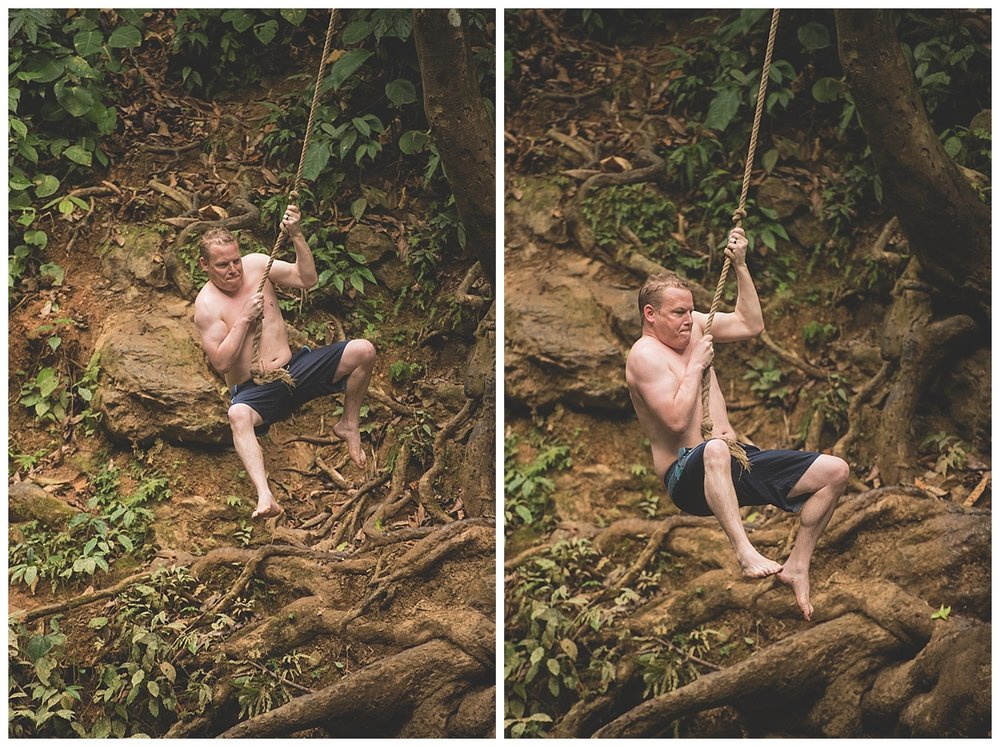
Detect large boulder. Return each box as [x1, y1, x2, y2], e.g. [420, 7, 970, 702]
[504, 248, 633, 411]
[94, 299, 229, 445]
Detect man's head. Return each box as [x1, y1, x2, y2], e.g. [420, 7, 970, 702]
[638, 272, 695, 350]
[198, 229, 243, 293]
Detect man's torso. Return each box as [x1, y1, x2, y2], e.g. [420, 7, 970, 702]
[196, 253, 292, 387]
[626, 317, 736, 476]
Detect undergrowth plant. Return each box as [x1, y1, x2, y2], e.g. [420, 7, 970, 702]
[9, 462, 170, 594]
[504, 432, 572, 532]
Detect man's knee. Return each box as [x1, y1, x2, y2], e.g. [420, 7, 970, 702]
[345, 339, 376, 369]
[228, 403, 259, 431]
[703, 438, 731, 469]
[822, 455, 850, 490]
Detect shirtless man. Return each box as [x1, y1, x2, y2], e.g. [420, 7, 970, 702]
[624, 227, 849, 620]
[194, 205, 376, 520]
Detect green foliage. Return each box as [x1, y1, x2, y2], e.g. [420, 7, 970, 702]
[8, 564, 250, 737]
[388, 360, 424, 386]
[581, 183, 680, 263]
[743, 356, 790, 405]
[921, 432, 968, 477]
[504, 432, 572, 531]
[233, 651, 312, 718]
[9, 9, 138, 293]
[19, 367, 71, 424]
[72, 351, 103, 435]
[802, 321, 838, 348]
[931, 604, 951, 621]
[169, 9, 307, 96]
[9, 462, 169, 593]
[8, 619, 81, 737]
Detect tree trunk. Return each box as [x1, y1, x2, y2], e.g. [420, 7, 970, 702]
[835, 10, 990, 479]
[413, 9, 496, 290]
[835, 10, 990, 318]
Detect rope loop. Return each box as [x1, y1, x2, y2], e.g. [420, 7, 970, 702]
[731, 207, 747, 225]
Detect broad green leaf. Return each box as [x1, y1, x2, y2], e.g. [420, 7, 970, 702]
[337, 130, 357, 160]
[10, 174, 33, 191]
[147, 680, 160, 697]
[352, 116, 371, 137]
[23, 565, 38, 587]
[26, 634, 54, 662]
[88, 617, 108, 629]
[24, 229, 49, 249]
[322, 49, 373, 94]
[385, 78, 416, 106]
[351, 198, 367, 221]
[63, 144, 93, 166]
[55, 82, 95, 117]
[222, 9, 254, 32]
[35, 655, 55, 685]
[761, 148, 779, 174]
[560, 638, 578, 660]
[254, 20, 278, 45]
[108, 25, 142, 49]
[798, 22, 831, 52]
[34, 174, 59, 198]
[350, 274, 364, 292]
[341, 21, 373, 44]
[73, 30, 104, 57]
[300, 140, 331, 182]
[812, 77, 844, 104]
[704, 88, 740, 132]
[280, 9, 306, 25]
[398, 129, 430, 155]
[546, 658, 561, 675]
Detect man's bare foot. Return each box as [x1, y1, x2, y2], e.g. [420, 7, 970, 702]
[332, 421, 366, 468]
[777, 567, 813, 620]
[251, 496, 283, 520]
[736, 549, 783, 579]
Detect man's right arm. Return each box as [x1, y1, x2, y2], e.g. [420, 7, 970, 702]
[194, 297, 259, 374]
[629, 341, 710, 433]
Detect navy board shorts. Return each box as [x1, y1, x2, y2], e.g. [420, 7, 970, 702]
[664, 441, 822, 517]
[230, 342, 350, 435]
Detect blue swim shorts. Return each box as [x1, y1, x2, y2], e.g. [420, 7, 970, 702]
[230, 342, 350, 435]
[664, 440, 822, 517]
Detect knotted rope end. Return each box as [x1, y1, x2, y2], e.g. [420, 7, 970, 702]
[251, 366, 296, 389]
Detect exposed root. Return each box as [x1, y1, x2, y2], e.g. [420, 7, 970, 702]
[10, 569, 156, 625]
[833, 360, 895, 459]
[217, 639, 485, 738]
[417, 398, 475, 521]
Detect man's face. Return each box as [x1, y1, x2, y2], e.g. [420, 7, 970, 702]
[644, 287, 694, 351]
[200, 241, 243, 293]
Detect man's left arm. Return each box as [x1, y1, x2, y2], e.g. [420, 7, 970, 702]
[702, 227, 764, 342]
[266, 204, 319, 290]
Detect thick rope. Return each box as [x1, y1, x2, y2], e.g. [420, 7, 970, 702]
[700, 9, 780, 468]
[250, 10, 338, 386]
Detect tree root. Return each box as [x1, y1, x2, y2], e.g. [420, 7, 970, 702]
[833, 359, 895, 459]
[759, 329, 828, 380]
[594, 611, 914, 738]
[217, 639, 485, 738]
[417, 398, 475, 522]
[10, 569, 155, 625]
[346, 521, 492, 624]
[362, 441, 411, 537]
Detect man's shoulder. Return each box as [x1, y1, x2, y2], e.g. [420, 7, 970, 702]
[627, 335, 675, 379]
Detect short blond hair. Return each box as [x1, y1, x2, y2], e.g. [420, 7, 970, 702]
[638, 272, 692, 319]
[199, 228, 238, 260]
